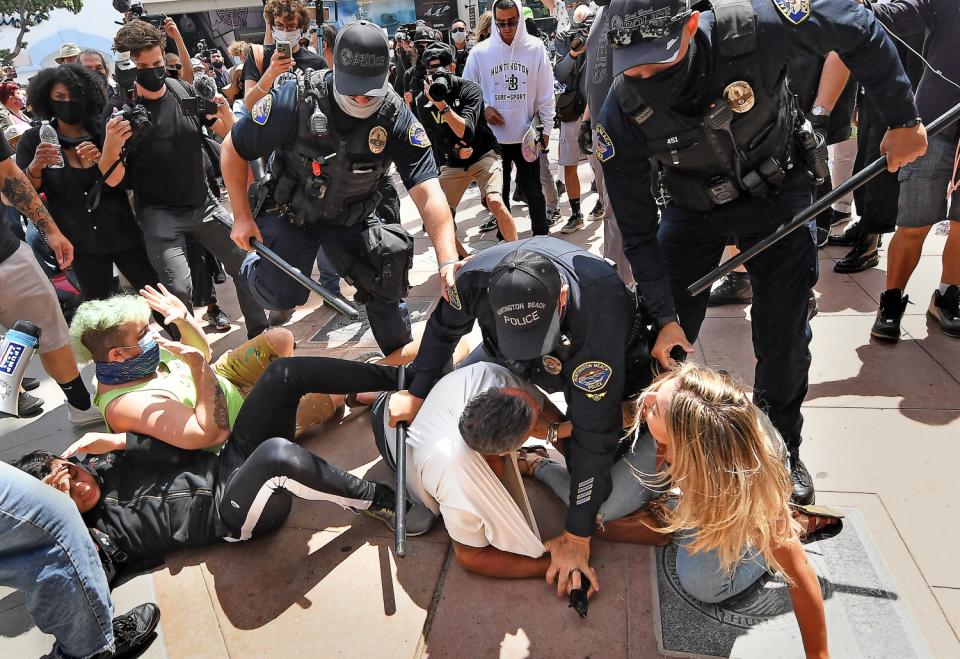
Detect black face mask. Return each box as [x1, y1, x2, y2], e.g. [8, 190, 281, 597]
[211, 60, 224, 69]
[137, 65, 167, 92]
[166, 67, 180, 79]
[631, 40, 698, 107]
[50, 99, 85, 125]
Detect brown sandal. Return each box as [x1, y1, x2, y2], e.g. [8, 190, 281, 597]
[791, 503, 845, 544]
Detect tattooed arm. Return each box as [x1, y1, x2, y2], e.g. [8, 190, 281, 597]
[0, 157, 73, 268]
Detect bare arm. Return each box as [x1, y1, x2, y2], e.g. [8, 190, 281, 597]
[164, 18, 194, 85]
[812, 52, 850, 112]
[0, 158, 73, 268]
[773, 538, 829, 659]
[106, 390, 228, 450]
[452, 541, 551, 578]
[408, 177, 460, 286]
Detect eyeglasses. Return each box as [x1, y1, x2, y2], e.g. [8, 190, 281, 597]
[168, 63, 182, 70]
[606, 8, 692, 48]
[495, 19, 520, 29]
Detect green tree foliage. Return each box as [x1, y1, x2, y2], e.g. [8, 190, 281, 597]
[0, 0, 84, 65]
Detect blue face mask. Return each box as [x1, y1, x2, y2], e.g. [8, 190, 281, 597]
[95, 333, 161, 385]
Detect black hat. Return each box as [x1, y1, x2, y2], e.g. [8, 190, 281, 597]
[422, 42, 455, 67]
[488, 250, 563, 361]
[334, 20, 390, 96]
[608, 0, 692, 75]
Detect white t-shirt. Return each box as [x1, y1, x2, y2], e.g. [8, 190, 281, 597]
[381, 363, 547, 557]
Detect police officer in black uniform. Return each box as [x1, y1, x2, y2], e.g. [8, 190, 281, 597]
[221, 20, 459, 356]
[390, 236, 654, 598]
[596, 0, 928, 505]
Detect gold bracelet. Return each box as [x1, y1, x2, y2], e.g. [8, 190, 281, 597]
[255, 80, 269, 94]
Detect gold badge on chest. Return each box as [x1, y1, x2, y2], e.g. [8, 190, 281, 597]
[542, 355, 562, 375]
[723, 81, 755, 113]
[368, 126, 388, 154]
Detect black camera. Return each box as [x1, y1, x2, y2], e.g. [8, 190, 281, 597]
[428, 70, 452, 102]
[195, 38, 215, 60]
[114, 52, 153, 141]
[113, 0, 166, 26]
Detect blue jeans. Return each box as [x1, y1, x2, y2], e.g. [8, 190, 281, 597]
[315, 246, 341, 293]
[0, 463, 114, 658]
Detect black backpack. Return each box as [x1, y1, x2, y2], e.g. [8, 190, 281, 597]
[555, 56, 587, 123]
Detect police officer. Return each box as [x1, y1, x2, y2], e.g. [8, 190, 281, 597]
[221, 20, 459, 356]
[596, 0, 928, 505]
[390, 236, 654, 599]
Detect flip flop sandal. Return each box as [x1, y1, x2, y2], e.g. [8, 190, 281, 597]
[792, 503, 845, 544]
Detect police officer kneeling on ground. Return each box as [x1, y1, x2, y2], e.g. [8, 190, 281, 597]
[221, 20, 459, 356]
[390, 236, 656, 600]
[597, 0, 928, 505]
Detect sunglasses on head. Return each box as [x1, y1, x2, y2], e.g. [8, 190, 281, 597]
[495, 18, 520, 28]
[606, 7, 692, 48]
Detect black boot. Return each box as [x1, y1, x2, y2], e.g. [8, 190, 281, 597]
[708, 271, 752, 306]
[93, 603, 161, 658]
[789, 450, 815, 505]
[871, 288, 909, 341]
[827, 219, 863, 246]
[834, 233, 880, 273]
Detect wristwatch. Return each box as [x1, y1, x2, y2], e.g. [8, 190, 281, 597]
[810, 105, 830, 117]
[890, 117, 923, 129]
[439, 105, 451, 115]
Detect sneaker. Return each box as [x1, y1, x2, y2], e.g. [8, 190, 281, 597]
[830, 208, 852, 226]
[93, 603, 161, 658]
[928, 285, 960, 338]
[827, 219, 863, 247]
[707, 272, 752, 306]
[556, 179, 566, 198]
[545, 208, 563, 228]
[21, 377, 40, 391]
[268, 308, 295, 327]
[833, 234, 880, 274]
[359, 486, 435, 537]
[871, 288, 909, 341]
[203, 306, 232, 331]
[789, 451, 815, 506]
[17, 392, 44, 417]
[589, 201, 605, 220]
[478, 214, 499, 233]
[68, 403, 103, 426]
[560, 212, 584, 234]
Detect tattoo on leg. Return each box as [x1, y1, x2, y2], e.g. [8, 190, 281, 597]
[2, 170, 56, 234]
[213, 383, 230, 431]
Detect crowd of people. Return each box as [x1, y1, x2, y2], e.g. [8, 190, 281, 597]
[0, 0, 956, 657]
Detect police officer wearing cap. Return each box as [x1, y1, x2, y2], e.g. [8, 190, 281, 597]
[596, 0, 928, 505]
[390, 236, 654, 599]
[222, 20, 459, 356]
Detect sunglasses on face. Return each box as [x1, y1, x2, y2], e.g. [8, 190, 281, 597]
[168, 63, 182, 69]
[495, 19, 520, 29]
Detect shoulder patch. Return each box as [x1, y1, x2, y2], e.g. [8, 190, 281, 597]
[772, 0, 811, 25]
[572, 361, 612, 393]
[596, 124, 615, 163]
[408, 122, 431, 148]
[252, 94, 272, 125]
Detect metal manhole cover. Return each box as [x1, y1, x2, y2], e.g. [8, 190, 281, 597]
[309, 299, 435, 347]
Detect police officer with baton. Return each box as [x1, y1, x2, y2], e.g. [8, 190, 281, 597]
[597, 0, 928, 505]
[221, 20, 460, 356]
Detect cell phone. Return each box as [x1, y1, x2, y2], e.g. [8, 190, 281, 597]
[178, 96, 218, 117]
[276, 40, 292, 59]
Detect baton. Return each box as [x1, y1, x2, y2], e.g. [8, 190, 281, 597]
[688, 101, 960, 297]
[395, 365, 408, 558]
[214, 215, 359, 318]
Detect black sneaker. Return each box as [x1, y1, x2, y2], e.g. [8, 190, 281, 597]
[789, 451, 815, 506]
[359, 485, 435, 536]
[203, 306, 232, 331]
[93, 603, 161, 658]
[871, 288, 909, 341]
[545, 208, 563, 228]
[560, 212, 584, 234]
[21, 377, 40, 391]
[589, 201, 605, 220]
[928, 285, 960, 338]
[17, 392, 44, 417]
[478, 214, 499, 233]
[834, 234, 880, 274]
[830, 208, 852, 226]
[827, 219, 863, 247]
[268, 308, 295, 327]
[707, 272, 752, 306]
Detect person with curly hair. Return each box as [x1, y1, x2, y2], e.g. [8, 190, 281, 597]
[17, 64, 159, 303]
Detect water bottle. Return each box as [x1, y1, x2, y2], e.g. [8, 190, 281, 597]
[39, 120, 64, 169]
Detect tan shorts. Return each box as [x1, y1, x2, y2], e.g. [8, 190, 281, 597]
[438, 150, 504, 209]
[0, 243, 70, 353]
[558, 117, 585, 167]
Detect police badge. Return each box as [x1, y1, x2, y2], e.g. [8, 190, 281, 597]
[368, 126, 387, 154]
[542, 355, 562, 375]
[724, 81, 755, 113]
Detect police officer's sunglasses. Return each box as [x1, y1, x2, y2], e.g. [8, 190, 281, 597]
[606, 8, 693, 48]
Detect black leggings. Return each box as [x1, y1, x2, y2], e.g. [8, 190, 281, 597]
[501, 142, 549, 235]
[216, 357, 401, 539]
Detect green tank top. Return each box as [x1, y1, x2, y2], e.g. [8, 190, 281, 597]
[94, 348, 245, 434]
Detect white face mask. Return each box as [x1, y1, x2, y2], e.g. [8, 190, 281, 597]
[272, 28, 302, 44]
[332, 79, 385, 119]
[451, 30, 467, 45]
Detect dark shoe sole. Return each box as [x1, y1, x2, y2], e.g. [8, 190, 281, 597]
[870, 327, 902, 341]
[833, 252, 880, 274]
[927, 310, 960, 338]
[21, 377, 40, 391]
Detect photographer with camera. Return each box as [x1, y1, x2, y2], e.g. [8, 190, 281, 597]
[414, 42, 517, 242]
[208, 49, 229, 90]
[99, 19, 268, 339]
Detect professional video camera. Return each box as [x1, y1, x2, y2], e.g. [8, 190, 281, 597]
[195, 38, 216, 61]
[427, 69, 452, 103]
[178, 72, 220, 118]
[113, 51, 153, 141]
[112, 0, 167, 26]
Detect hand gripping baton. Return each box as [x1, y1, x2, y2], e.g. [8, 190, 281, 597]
[688, 101, 960, 297]
[214, 215, 359, 318]
[395, 365, 409, 557]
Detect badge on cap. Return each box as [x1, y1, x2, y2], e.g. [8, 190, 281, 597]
[408, 122, 431, 148]
[542, 355, 562, 375]
[572, 361, 612, 393]
[724, 81, 755, 113]
[252, 94, 272, 126]
[596, 124, 615, 163]
[772, 0, 811, 25]
[369, 126, 388, 154]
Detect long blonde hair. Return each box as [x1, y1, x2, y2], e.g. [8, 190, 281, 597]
[476, 11, 493, 42]
[633, 363, 801, 576]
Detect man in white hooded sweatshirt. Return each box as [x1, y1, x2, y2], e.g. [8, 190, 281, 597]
[464, 0, 556, 236]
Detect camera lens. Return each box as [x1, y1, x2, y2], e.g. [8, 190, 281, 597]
[428, 76, 449, 102]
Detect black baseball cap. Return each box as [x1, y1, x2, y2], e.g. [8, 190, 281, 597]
[334, 20, 390, 96]
[608, 0, 693, 75]
[488, 250, 563, 361]
[422, 42, 455, 67]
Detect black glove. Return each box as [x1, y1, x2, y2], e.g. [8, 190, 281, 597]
[578, 119, 594, 155]
[807, 112, 830, 141]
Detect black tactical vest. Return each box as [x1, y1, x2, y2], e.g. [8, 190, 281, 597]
[271, 71, 403, 226]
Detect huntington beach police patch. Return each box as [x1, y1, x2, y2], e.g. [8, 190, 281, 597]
[252, 94, 272, 125]
[772, 0, 811, 25]
[408, 122, 431, 148]
[572, 361, 612, 393]
[596, 124, 615, 162]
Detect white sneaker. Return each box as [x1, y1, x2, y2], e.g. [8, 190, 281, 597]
[67, 403, 103, 427]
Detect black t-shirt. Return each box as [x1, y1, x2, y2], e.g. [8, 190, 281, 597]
[241, 44, 326, 84]
[413, 76, 498, 169]
[102, 81, 216, 209]
[0, 135, 19, 264]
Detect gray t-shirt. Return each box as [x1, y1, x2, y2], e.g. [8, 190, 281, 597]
[585, 6, 613, 119]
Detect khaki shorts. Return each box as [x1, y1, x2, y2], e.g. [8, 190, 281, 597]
[558, 117, 585, 167]
[439, 149, 504, 209]
[0, 243, 70, 353]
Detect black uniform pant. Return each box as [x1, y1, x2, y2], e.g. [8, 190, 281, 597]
[658, 169, 817, 452]
[215, 357, 401, 540]
[239, 212, 413, 355]
[70, 245, 159, 301]
[500, 143, 549, 235]
[853, 98, 901, 234]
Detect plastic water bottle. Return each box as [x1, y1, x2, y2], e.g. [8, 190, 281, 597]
[39, 120, 64, 169]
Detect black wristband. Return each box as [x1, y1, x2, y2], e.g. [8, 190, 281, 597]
[890, 117, 923, 129]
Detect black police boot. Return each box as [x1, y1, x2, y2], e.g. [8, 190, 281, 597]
[827, 219, 863, 247]
[789, 450, 815, 506]
[708, 272, 752, 306]
[93, 603, 161, 658]
[928, 285, 960, 338]
[834, 233, 880, 273]
[871, 288, 909, 341]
